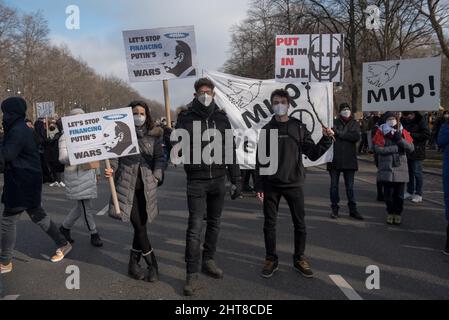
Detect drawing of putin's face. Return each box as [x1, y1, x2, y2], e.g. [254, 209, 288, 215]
[102, 123, 123, 151]
[162, 40, 195, 77]
[309, 35, 342, 82]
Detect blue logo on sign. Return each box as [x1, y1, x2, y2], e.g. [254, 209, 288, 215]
[103, 114, 127, 121]
[164, 32, 189, 39]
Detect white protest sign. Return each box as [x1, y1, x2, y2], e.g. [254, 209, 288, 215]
[275, 34, 345, 83]
[123, 25, 197, 82]
[36, 101, 55, 118]
[362, 56, 441, 112]
[61, 108, 140, 166]
[204, 70, 334, 169]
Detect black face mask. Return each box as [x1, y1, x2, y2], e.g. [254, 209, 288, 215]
[49, 126, 56, 131]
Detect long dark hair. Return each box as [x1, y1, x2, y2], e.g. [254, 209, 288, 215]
[128, 100, 154, 130]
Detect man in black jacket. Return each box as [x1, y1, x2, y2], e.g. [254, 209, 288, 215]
[174, 78, 241, 296]
[0, 97, 71, 275]
[255, 89, 334, 279]
[401, 111, 431, 203]
[327, 103, 363, 220]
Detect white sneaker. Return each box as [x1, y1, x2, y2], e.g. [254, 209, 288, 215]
[404, 192, 414, 200]
[59, 181, 66, 187]
[50, 243, 72, 263]
[0, 262, 13, 274]
[411, 195, 423, 203]
[49, 182, 60, 187]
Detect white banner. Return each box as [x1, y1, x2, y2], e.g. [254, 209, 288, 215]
[123, 25, 197, 82]
[204, 70, 334, 169]
[362, 57, 441, 112]
[61, 108, 140, 166]
[36, 101, 55, 118]
[275, 34, 344, 83]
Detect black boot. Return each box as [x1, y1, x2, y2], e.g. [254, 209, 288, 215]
[349, 207, 364, 220]
[183, 273, 200, 296]
[330, 207, 339, 219]
[128, 250, 145, 280]
[59, 226, 74, 244]
[90, 233, 103, 247]
[201, 260, 224, 279]
[142, 250, 159, 283]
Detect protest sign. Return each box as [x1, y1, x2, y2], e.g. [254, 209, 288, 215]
[362, 56, 441, 112]
[36, 101, 55, 118]
[61, 108, 139, 166]
[204, 70, 334, 170]
[275, 34, 344, 83]
[123, 25, 197, 82]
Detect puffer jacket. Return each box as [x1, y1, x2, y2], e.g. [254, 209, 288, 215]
[373, 127, 414, 183]
[108, 126, 165, 223]
[59, 133, 98, 200]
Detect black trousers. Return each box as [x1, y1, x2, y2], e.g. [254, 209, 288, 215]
[185, 177, 226, 274]
[263, 185, 306, 262]
[383, 182, 405, 215]
[130, 189, 152, 254]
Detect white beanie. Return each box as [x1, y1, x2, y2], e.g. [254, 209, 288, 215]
[69, 108, 85, 116]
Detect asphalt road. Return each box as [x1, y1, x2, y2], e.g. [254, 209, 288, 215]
[1, 161, 448, 300]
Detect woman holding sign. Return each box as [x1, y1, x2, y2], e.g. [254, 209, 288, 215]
[105, 101, 165, 282]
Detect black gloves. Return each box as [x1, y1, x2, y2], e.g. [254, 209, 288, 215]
[393, 131, 402, 142]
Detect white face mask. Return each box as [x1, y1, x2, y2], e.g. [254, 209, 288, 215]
[198, 93, 213, 107]
[273, 103, 289, 116]
[387, 119, 397, 128]
[133, 115, 146, 127]
[340, 110, 351, 118]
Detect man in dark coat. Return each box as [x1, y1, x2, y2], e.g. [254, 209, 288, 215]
[401, 111, 431, 203]
[174, 78, 241, 296]
[255, 89, 334, 280]
[0, 97, 71, 275]
[327, 103, 363, 220]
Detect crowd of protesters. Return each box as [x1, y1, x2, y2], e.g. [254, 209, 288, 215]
[0, 80, 448, 297]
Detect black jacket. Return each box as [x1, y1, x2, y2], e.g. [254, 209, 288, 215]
[255, 117, 333, 191]
[401, 112, 430, 161]
[1, 97, 43, 212]
[327, 117, 360, 171]
[174, 99, 240, 183]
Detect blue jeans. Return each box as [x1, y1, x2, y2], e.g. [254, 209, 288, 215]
[329, 169, 357, 211]
[407, 160, 423, 196]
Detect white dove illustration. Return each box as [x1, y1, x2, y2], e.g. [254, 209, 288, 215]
[226, 80, 262, 109]
[366, 63, 400, 87]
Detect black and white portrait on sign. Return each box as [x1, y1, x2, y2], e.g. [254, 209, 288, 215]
[308, 34, 344, 82]
[102, 121, 137, 156]
[162, 40, 196, 78]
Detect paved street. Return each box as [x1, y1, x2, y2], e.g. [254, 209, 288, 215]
[1, 160, 448, 300]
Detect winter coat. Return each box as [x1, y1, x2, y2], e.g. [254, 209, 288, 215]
[108, 126, 166, 224]
[174, 99, 241, 183]
[0, 97, 43, 213]
[373, 127, 414, 183]
[327, 117, 360, 171]
[58, 133, 98, 201]
[437, 123, 449, 222]
[401, 112, 431, 161]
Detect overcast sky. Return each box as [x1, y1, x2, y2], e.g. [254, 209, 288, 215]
[6, 0, 250, 109]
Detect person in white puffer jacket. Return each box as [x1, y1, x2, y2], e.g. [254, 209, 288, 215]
[58, 108, 103, 247]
